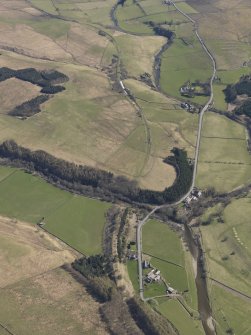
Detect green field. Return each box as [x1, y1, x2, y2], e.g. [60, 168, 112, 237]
[197, 113, 251, 192]
[124, 79, 198, 158]
[200, 196, 251, 296]
[0, 167, 110, 255]
[210, 285, 251, 335]
[115, 34, 165, 78]
[175, 2, 198, 14]
[160, 38, 212, 104]
[156, 298, 204, 335]
[127, 260, 139, 293]
[142, 219, 198, 307]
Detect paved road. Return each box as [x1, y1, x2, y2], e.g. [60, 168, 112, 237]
[136, 0, 217, 301]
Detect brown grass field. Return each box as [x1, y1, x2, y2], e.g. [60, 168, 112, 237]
[0, 216, 109, 335]
[0, 78, 40, 114]
[0, 216, 78, 288]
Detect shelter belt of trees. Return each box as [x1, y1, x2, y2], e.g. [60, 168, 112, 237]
[0, 140, 193, 205]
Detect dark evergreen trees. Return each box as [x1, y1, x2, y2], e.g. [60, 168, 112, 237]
[0, 141, 193, 205]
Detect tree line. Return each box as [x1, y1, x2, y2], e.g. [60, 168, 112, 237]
[0, 140, 193, 206]
[0, 67, 68, 86]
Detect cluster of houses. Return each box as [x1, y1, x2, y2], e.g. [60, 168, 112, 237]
[145, 269, 161, 283]
[180, 82, 195, 97]
[143, 264, 177, 295]
[180, 101, 196, 112]
[185, 188, 202, 206]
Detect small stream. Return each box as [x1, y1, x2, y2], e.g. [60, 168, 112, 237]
[184, 224, 216, 335]
[153, 39, 173, 89]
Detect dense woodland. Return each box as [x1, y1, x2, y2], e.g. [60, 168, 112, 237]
[9, 95, 50, 117]
[224, 75, 251, 103]
[0, 67, 68, 117]
[235, 99, 251, 118]
[0, 67, 69, 86]
[0, 141, 193, 206]
[144, 21, 174, 40]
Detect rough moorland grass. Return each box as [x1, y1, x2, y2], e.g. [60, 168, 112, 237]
[210, 285, 251, 335]
[156, 298, 204, 335]
[0, 167, 110, 255]
[30, 0, 58, 15]
[160, 38, 212, 104]
[206, 39, 251, 71]
[196, 113, 251, 192]
[0, 267, 108, 335]
[200, 196, 251, 296]
[213, 84, 227, 111]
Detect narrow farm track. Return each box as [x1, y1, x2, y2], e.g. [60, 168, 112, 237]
[0, 323, 16, 335]
[137, 0, 217, 297]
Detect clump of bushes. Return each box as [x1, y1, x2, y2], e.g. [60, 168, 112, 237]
[9, 95, 50, 118]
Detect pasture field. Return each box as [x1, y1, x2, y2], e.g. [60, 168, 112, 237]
[160, 38, 212, 104]
[115, 1, 152, 34]
[213, 68, 251, 110]
[200, 196, 251, 296]
[127, 260, 139, 293]
[142, 220, 198, 308]
[175, 1, 198, 14]
[210, 285, 251, 335]
[196, 113, 251, 192]
[0, 167, 111, 255]
[45, 196, 111, 255]
[115, 34, 165, 78]
[156, 298, 204, 335]
[124, 79, 198, 159]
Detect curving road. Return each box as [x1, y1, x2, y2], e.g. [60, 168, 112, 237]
[136, 0, 217, 301]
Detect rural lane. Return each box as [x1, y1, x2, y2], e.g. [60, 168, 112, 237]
[136, 0, 217, 301]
